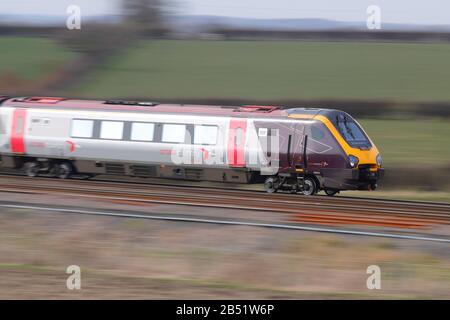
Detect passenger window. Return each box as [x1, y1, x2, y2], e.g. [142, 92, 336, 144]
[71, 119, 94, 138]
[131, 122, 155, 141]
[100, 121, 124, 140]
[162, 124, 186, 143]
[194, 125, 218, 145]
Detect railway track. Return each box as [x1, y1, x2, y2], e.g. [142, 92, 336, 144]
[1, 202, 449, 243]
[0, 174, 449, 234]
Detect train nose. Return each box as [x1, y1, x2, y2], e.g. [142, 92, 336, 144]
[358, 164, 385, 190]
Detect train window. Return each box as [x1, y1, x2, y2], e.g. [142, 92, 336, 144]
[162, 124, 186, 143]
[71, 119, 94, 138]
[100, 121, 124, 140]
[131, 122, 155, 142]
[338, 121, 368, 143]
[194, 125, 218, 145]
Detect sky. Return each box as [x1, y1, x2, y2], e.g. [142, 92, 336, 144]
[0, 0, 120, 16]
[0, 0, 449, 25]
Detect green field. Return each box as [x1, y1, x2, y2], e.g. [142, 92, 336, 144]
[69, 40, 450, 102]
[0, 37, 448, 168]
[0, 37, 77, 82]
[360, 119, 450, 166]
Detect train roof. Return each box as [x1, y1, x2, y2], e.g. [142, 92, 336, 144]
[0, 96, 343, 120]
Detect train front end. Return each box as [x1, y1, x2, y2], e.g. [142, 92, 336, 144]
[321, 111, 384, 191]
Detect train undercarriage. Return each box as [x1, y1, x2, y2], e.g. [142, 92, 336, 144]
[263, 174, 338, 196]
[0, 154, 382, 197]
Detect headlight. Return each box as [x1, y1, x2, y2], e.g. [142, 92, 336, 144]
[348, 155, 359, 168]
[376, 154, 382, 167]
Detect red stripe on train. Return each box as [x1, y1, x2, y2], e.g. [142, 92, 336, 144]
[10, 108, 27, 153]
[228, 119, 247, 167]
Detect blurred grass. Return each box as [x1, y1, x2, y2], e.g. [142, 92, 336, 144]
[1, 209, 449, 298]
[68, 40, 450, 102]
[0, 36, 77, 81]
[360, 119, 450, 166]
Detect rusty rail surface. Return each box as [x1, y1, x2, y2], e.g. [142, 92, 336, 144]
[0, 174, 449, 230]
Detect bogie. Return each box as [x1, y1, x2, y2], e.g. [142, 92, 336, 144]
[56, 162, 73, 179]
[301, 177, 318, 196]
[264, 174, 320, 196]
[24, 161, 40, 177]
[22, 159, 74, 179]
[264, 177, 279, 193]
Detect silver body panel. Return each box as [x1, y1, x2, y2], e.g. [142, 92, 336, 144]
[0, 107, 240, 169]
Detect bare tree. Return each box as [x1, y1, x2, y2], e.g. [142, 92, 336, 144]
[122, 0, 166, 32]
[58, 0, 168, 55]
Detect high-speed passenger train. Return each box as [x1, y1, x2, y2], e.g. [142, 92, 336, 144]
[0, 96, 384, 196]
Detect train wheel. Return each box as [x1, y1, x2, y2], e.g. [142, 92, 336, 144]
[56, 162, 72, 179]
[48, 164, 58, 177]
[24, 162, 40, 177]
[302, 177, 317, 196]
[324, 189, 339, 196]
[264, 177, 279, 193]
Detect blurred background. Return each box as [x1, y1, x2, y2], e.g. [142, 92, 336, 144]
[0, 0, 449, 200]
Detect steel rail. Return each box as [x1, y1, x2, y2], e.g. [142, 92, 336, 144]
[0, 183, 448, 220]
[1, 177, 449, 212]
[0, 174, 449, 229]
[1, 171, 450, 209]
[0, 174, 449, 214]
[1, 203, 449, 243]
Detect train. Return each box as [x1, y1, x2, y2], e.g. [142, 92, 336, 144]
[0, 96, 384, 196]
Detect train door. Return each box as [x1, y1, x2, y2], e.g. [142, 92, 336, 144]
[291, 123, 306, 171]
[10, 108, 27, 154]
[227, 119, 247, 167]
[251, 121, 281, 172]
